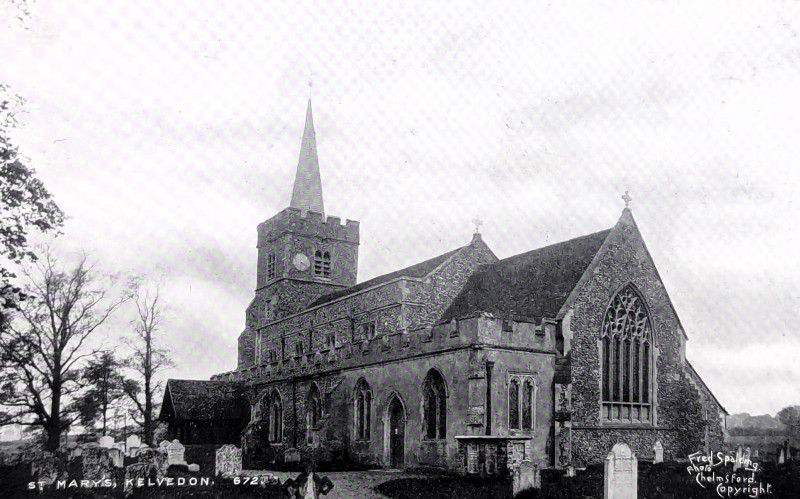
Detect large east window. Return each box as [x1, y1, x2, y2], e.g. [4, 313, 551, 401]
[601, 284, 653, 423]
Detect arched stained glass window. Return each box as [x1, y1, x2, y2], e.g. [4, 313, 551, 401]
[601, 284, 654, 423]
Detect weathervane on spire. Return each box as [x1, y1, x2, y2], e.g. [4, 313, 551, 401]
[622, 190, 632, 209]
[472, 217, 484, 234]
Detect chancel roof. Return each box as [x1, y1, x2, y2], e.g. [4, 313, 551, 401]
[159, 379, 247, 422]
[309, 246, 464, 307]
[441, 229, 612, 323]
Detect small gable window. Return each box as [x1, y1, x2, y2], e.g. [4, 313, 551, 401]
[314, 250, 331, 278]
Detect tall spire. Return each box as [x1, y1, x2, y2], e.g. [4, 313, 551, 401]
[290, 99, 325, 216]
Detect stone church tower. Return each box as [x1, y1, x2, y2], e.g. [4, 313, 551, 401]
[238, 101, 360, 368]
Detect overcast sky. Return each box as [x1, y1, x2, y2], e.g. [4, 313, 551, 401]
[2, 1, 799, 416]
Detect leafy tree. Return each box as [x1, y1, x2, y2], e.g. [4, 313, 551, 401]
[776, 405, 800, 439]
[75, 350, 126, 436]
[0, 84, 65, 314]
[123, 280, 173, 446]
[0, 249, 128, 451]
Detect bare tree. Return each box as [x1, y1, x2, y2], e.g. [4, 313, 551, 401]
[123, 280, 173, 446]
[0, 248, 127, 451]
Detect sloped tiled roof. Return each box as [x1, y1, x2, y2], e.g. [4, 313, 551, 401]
[159, 379, 247, 422]
[441, 229, 611, 322]
[309, 246, 464, 307]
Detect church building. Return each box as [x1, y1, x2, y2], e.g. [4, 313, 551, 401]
[159, 101, 727, 474]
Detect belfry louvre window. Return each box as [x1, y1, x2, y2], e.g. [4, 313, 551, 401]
[354, 379, 372, 441]
[267, 253, 276, 280]
[601, 284, 653, 423]
[508, 374, 537, 430]
[423, 369, 447, 440]
[313, 250, 331, 278]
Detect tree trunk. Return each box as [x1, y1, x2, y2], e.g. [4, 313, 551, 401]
[47, 369, 62, 451]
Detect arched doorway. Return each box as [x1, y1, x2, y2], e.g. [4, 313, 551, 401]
[388, 396, 405, 469]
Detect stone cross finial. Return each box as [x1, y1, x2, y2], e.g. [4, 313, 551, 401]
[622, 190, 632, 209]
[472, 217, 483, 234]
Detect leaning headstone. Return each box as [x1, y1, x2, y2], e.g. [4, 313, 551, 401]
[167, 440, 186, 466]
[215, 444, 242, 477]
[126, 435, 142, 454]
[604, 443, 637, 499]
[653, 440, 664, 464]
[99, 435, 114, 449]
[512, 461, 541, 496]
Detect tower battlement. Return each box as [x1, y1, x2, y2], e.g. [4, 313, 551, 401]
[257, 207, 360, 247]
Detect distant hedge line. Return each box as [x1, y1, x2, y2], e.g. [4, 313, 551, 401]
[729, 427, 793, 436]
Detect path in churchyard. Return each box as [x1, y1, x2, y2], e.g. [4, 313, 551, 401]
[265, 470, 418, 499]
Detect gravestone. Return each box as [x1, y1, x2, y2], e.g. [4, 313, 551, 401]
[188, 463, 200, 472]
[778, 448, 785, 465]
[285, 448, 301, 463]
[82, 445, 115, 480]
[138, 447, 168, 481]
[754, 449, 759, 459]
[652, 440, 664, 464]
[167, 440, 186, 466]
[98, 435, 114, 449]
[126, 435, 142, 454]
[158, 440, 170, 453]
[108, 448, 124, 468]
[30, 451, 58, 486]
[745, 447, 751, 462]
[124, 462, 158, 493]
[734, 445, 743, 471]
[512, 461, 541, 496]
[215, 444, 242, 477]
[604, 443, 637, 499]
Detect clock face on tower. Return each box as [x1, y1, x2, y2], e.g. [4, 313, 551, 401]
[293, 253, 311, 272]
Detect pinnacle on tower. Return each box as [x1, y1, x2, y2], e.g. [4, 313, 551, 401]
[290, 99, 325, 216]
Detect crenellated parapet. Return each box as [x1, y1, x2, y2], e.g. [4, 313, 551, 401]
[214, 314, 558, 384]
[257, 207, 359, 246]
